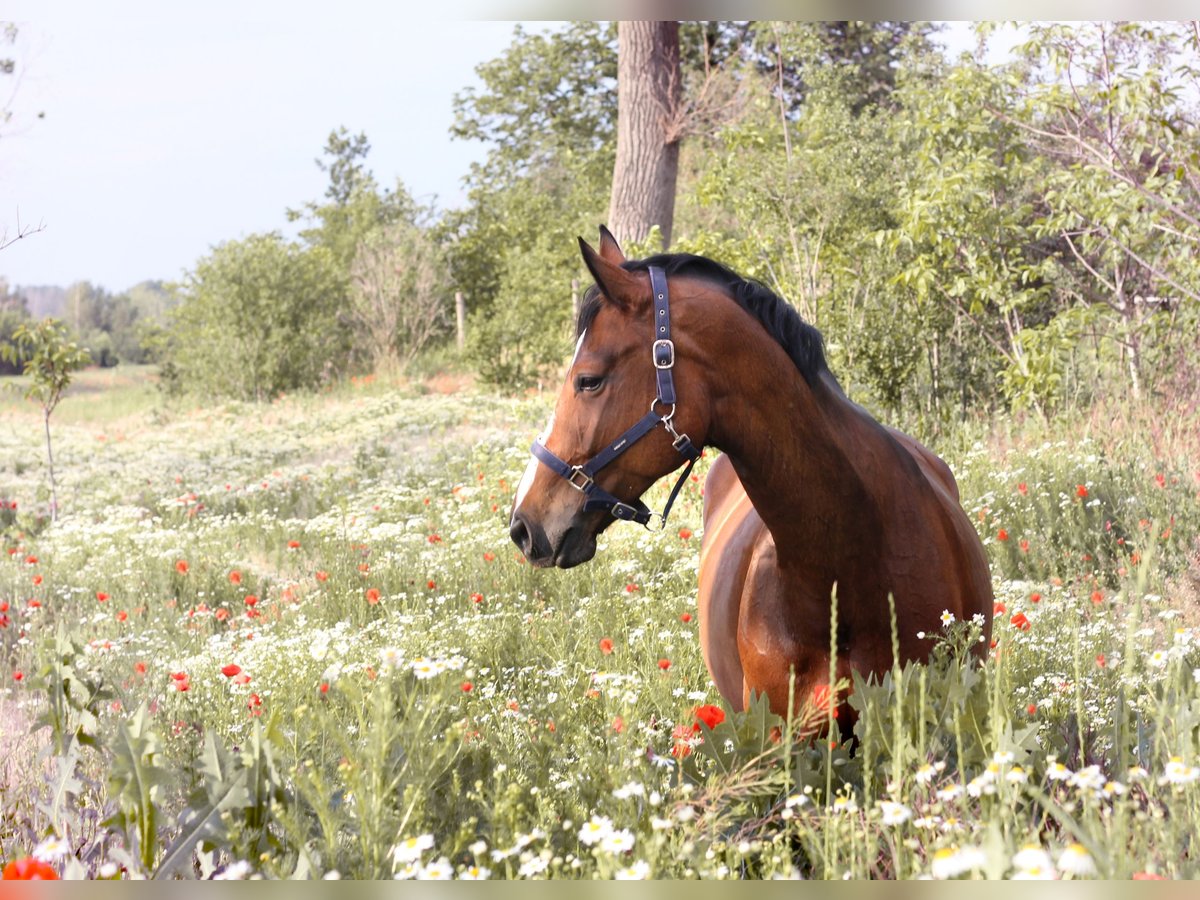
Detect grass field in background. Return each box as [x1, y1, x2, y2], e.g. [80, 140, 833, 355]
[1, 367, 1199, 880]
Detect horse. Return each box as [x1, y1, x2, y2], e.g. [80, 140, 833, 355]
[509, 227, 993, 732]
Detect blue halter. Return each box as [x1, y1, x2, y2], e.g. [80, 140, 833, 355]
[529, 266, 701, 529]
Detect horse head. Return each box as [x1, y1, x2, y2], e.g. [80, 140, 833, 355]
[509, 228, 711, 568]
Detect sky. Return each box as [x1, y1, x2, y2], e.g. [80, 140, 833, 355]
[1, 3, 528, 291]
[0, 7, 994, 293]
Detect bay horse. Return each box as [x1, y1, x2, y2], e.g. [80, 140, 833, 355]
[509, 228, 993, 730]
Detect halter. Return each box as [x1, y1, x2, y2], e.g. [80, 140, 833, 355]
[530, 266, 701, 529]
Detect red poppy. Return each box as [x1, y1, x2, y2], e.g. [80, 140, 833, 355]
[691, 704, 725, 731]
[1090, 590, 1104, 605]
[287, 540, 301, 549]
[680, 612, 693, 623]
[997, 528, 1009, 541]
[483, 552, 496, 563]
[116, 610, 128, 622]
[657, 658, 671, 671]
[612, 716, 624, 734]
[670, 723, 693, 757]
[470, 592, 484, 604]
[31, 574, 42, 586]
[1017, 482, 1027, 495]
[314, 570, 329, 582]
[319, 682, 329, 694]
[1076, 484, 1089, 498]
[1019, 539, 1030, 553]
[811, 683, 833, 714]
[599, 638, 614, 655]
[2, 857, 59, 880]
[461, 681, 473, 692]
[134, 661, 147, 676]
[1095, 653, 1107, 668]
[1026, 703, 1037, 715]
[426, 580, 437, 590]
[678, 528, 693, 540]
[993, 601, 1007, 616]
[175, 560, 189, 574]
[12, 671, 23, 682]
[96, 591, 109, 602]
[427, 534, 442, 544]
[228, 571, 242, 585]
[1010, 612, 1031, 631]
[365, 588, 381, 604]
[1029, 592, 1041, 603]
[221, 664, 242, 678]
[24, 555, 37, 565]
[244, 595, 258, 607]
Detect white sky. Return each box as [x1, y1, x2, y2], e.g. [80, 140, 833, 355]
[0, 9, 995, 292]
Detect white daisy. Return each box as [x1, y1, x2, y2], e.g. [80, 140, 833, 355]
[1056, 843, 1098, 877]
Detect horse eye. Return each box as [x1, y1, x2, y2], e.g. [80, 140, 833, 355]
[575, 374, 605, 393]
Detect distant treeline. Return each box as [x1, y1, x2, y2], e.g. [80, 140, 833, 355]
[0, 279, 173, 373]
[6, 22, 1198, 428]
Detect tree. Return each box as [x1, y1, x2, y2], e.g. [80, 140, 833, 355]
[607, 21, 683, 247]
[446, 23, 617, 389]
[167, 234, 346, 400]
[0, 278, 31, 375]
[288, 127, 414, 277]
[1, 318, 91, 522]
[348, 217, 448, 375]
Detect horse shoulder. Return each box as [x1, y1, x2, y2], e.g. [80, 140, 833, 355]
[698, 454, 761, 710]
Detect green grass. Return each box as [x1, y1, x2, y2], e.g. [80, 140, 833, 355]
[0, 372, 1198, 879]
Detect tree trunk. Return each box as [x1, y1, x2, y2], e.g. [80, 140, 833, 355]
[607, 21, 681, 249]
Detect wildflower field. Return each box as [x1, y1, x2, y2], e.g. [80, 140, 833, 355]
[1, 368, 1199, 880]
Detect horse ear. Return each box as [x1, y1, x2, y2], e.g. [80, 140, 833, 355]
[598, 225, 625, 264]
[578, 236, 646, 313]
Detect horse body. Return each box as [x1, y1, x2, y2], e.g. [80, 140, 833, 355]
[692, 308, 993, 723]
[510, 230, 993, 724]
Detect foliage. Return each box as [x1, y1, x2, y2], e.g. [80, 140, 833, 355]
[347, 207, 449, 376]
[59, 281, 156, 366]
[445, 23, 617, 390]
[165, 233, 347, 401]
[0, 317, 91, 521]
[288, 127, 417, 278]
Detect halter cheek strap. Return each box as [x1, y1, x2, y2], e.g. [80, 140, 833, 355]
[529, 266, 701, 529]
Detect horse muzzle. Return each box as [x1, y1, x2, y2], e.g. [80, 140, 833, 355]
[509, 510, 597, 569]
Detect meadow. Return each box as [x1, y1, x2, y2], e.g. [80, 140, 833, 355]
[1, 367, 1199, 880]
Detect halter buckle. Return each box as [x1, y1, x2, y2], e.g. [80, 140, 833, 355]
[652, 339, 675, 369]
[567, 467, 594, 493]
[610, 502, 639, 521]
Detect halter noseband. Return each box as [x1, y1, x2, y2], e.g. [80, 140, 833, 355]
[529, 266, 701, 529]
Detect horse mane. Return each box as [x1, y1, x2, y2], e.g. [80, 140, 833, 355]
[577, 252, 830, 386]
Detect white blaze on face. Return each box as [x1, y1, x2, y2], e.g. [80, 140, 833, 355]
[571, 329, 587, 367]
[513, 330, 585, 519]
[513, 411, 555, 515]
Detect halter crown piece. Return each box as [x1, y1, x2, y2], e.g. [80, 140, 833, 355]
[530, 266, 701, 529]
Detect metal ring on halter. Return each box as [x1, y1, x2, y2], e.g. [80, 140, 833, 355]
[643, 511, 667, 533]
[650, 398, 676, 422]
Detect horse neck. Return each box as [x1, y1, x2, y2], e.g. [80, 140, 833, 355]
[705, 333, 879, 571]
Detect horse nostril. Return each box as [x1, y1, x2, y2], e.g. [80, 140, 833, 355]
[509, 515, 532, 555]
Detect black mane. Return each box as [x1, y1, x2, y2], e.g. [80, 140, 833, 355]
[577, 252, 830, 386]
